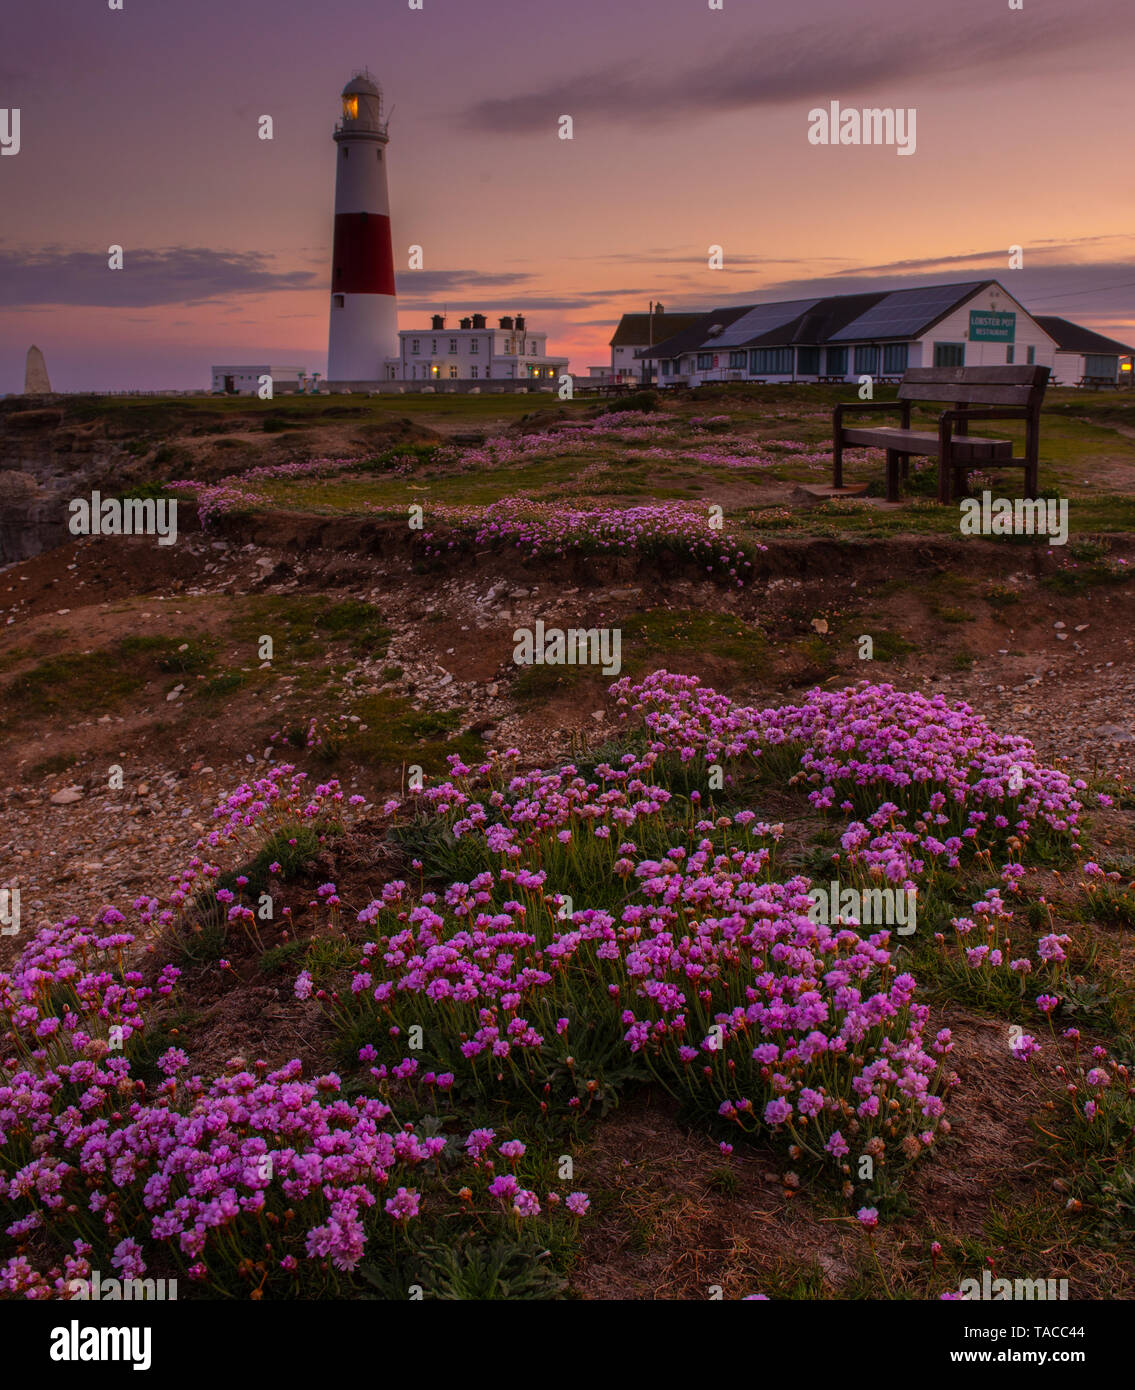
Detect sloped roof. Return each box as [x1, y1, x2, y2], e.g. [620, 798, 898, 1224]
[610, 312, 707, 347]
[1034, 316, 1135, 356]
[632, 306, 753, 359]
[829, 281, 992, 341]
[635, 281, 1023, 359]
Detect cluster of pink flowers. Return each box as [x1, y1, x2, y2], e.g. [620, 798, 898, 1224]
[169, 457, 364, 524]
[0, 766, 585, 1295]
[612, 672, 1083, 852]
[334, 741, 954, 1165]
[396, 498, 765, 584]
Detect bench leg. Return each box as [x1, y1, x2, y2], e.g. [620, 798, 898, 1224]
[885, 449, 900, 503]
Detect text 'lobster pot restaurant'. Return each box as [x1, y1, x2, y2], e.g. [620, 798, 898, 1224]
[636, 281, 1129, 388]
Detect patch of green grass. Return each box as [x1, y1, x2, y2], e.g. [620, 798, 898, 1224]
[512, 662, 594, 704]
[198, 671, 247, 699]
[258, 940, 308, 975]
[620, 609, 766, 676]
[119, 634, 218, 673]
[232, 596, 390, 662]
[309, 693, 484, 774]
[3, 650, 148, 716]
[870, 629, 919, 662]
[984, 582, 1021, 609]
[931, 604, 975, 624]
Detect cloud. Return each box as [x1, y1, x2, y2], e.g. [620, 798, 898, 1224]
[465, 1, 1130, 131]
[393, 269, 533, 296]
[0, 246, 318, 308]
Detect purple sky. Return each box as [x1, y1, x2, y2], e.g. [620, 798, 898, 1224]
[2, 0, 1133, 390]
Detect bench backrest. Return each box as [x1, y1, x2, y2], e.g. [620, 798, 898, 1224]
[898, 365, 1050, 407]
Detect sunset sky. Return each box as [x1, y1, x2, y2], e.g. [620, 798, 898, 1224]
[2, 0, 1133, 391]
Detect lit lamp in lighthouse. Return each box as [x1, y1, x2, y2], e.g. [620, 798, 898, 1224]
[326, 72, 399, 384]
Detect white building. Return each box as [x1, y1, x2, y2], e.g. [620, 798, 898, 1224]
[211, 365, 306, 395]
[383, 313, 568, 386]
[609, 304, 707, 383]
[1034, 317, 1135, 387]
[638, 281, 1064, 386]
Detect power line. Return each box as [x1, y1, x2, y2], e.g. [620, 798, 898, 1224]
[1027, 279, 1135, 305]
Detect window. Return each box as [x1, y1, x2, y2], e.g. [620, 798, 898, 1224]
[431, 340, 437, 354]
[854, 345, 880, 375]
[882, 343, 908, 374]
[332, 294, 344, 309]
[470, 339, 479, 353]
[750, 348, 793, 374]
[449, 366, 458, 378]
[471, 366, 478, 379]
[796, 347, 821, 375]
[1027, 346, 1037, 365]
[411, 339, 420, 354]
[1006, 346, 1015, 364]
[696, 353, 714, 370]
[824, 347, 848, 375]
[661, 360, 671, 376]
[1085, 353, 1116, 378]
[449, 339, 458, 353]
[505, 339, 513, 354]
[933, 342, 965, 367]
[728, 351, 747, 369]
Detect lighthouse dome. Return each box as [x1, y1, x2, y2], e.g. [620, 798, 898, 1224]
[342, 74, 381, 99]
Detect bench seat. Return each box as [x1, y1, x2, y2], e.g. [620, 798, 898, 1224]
[840, 426, 1013, 462]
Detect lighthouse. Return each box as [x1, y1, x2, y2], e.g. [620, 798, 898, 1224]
[327, 72, 398, 383]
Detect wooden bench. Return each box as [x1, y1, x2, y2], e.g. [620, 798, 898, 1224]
[831, 365, 1050, 504]
[1077, 375, 1117, 390]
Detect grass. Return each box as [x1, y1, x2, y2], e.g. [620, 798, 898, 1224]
[230, 596, 390, 661]
[289, 692, 485, 774]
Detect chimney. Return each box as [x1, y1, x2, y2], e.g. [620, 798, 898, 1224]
[499, 315, 514, 330]
[514, 314, 526, 330]
[459, 317, 472, 329]
[654, 303, 664, 316]
[472, 313, 486, 329]
[431, 314, 445, 330]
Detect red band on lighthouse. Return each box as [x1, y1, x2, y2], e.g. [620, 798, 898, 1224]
[332, 213, 395, 296]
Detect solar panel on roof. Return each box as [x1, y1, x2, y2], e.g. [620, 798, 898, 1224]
[709, 299, 821, 347]
[830, 283, 987, 341]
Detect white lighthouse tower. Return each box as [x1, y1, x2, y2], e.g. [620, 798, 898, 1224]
[327, 72, 398, 384]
